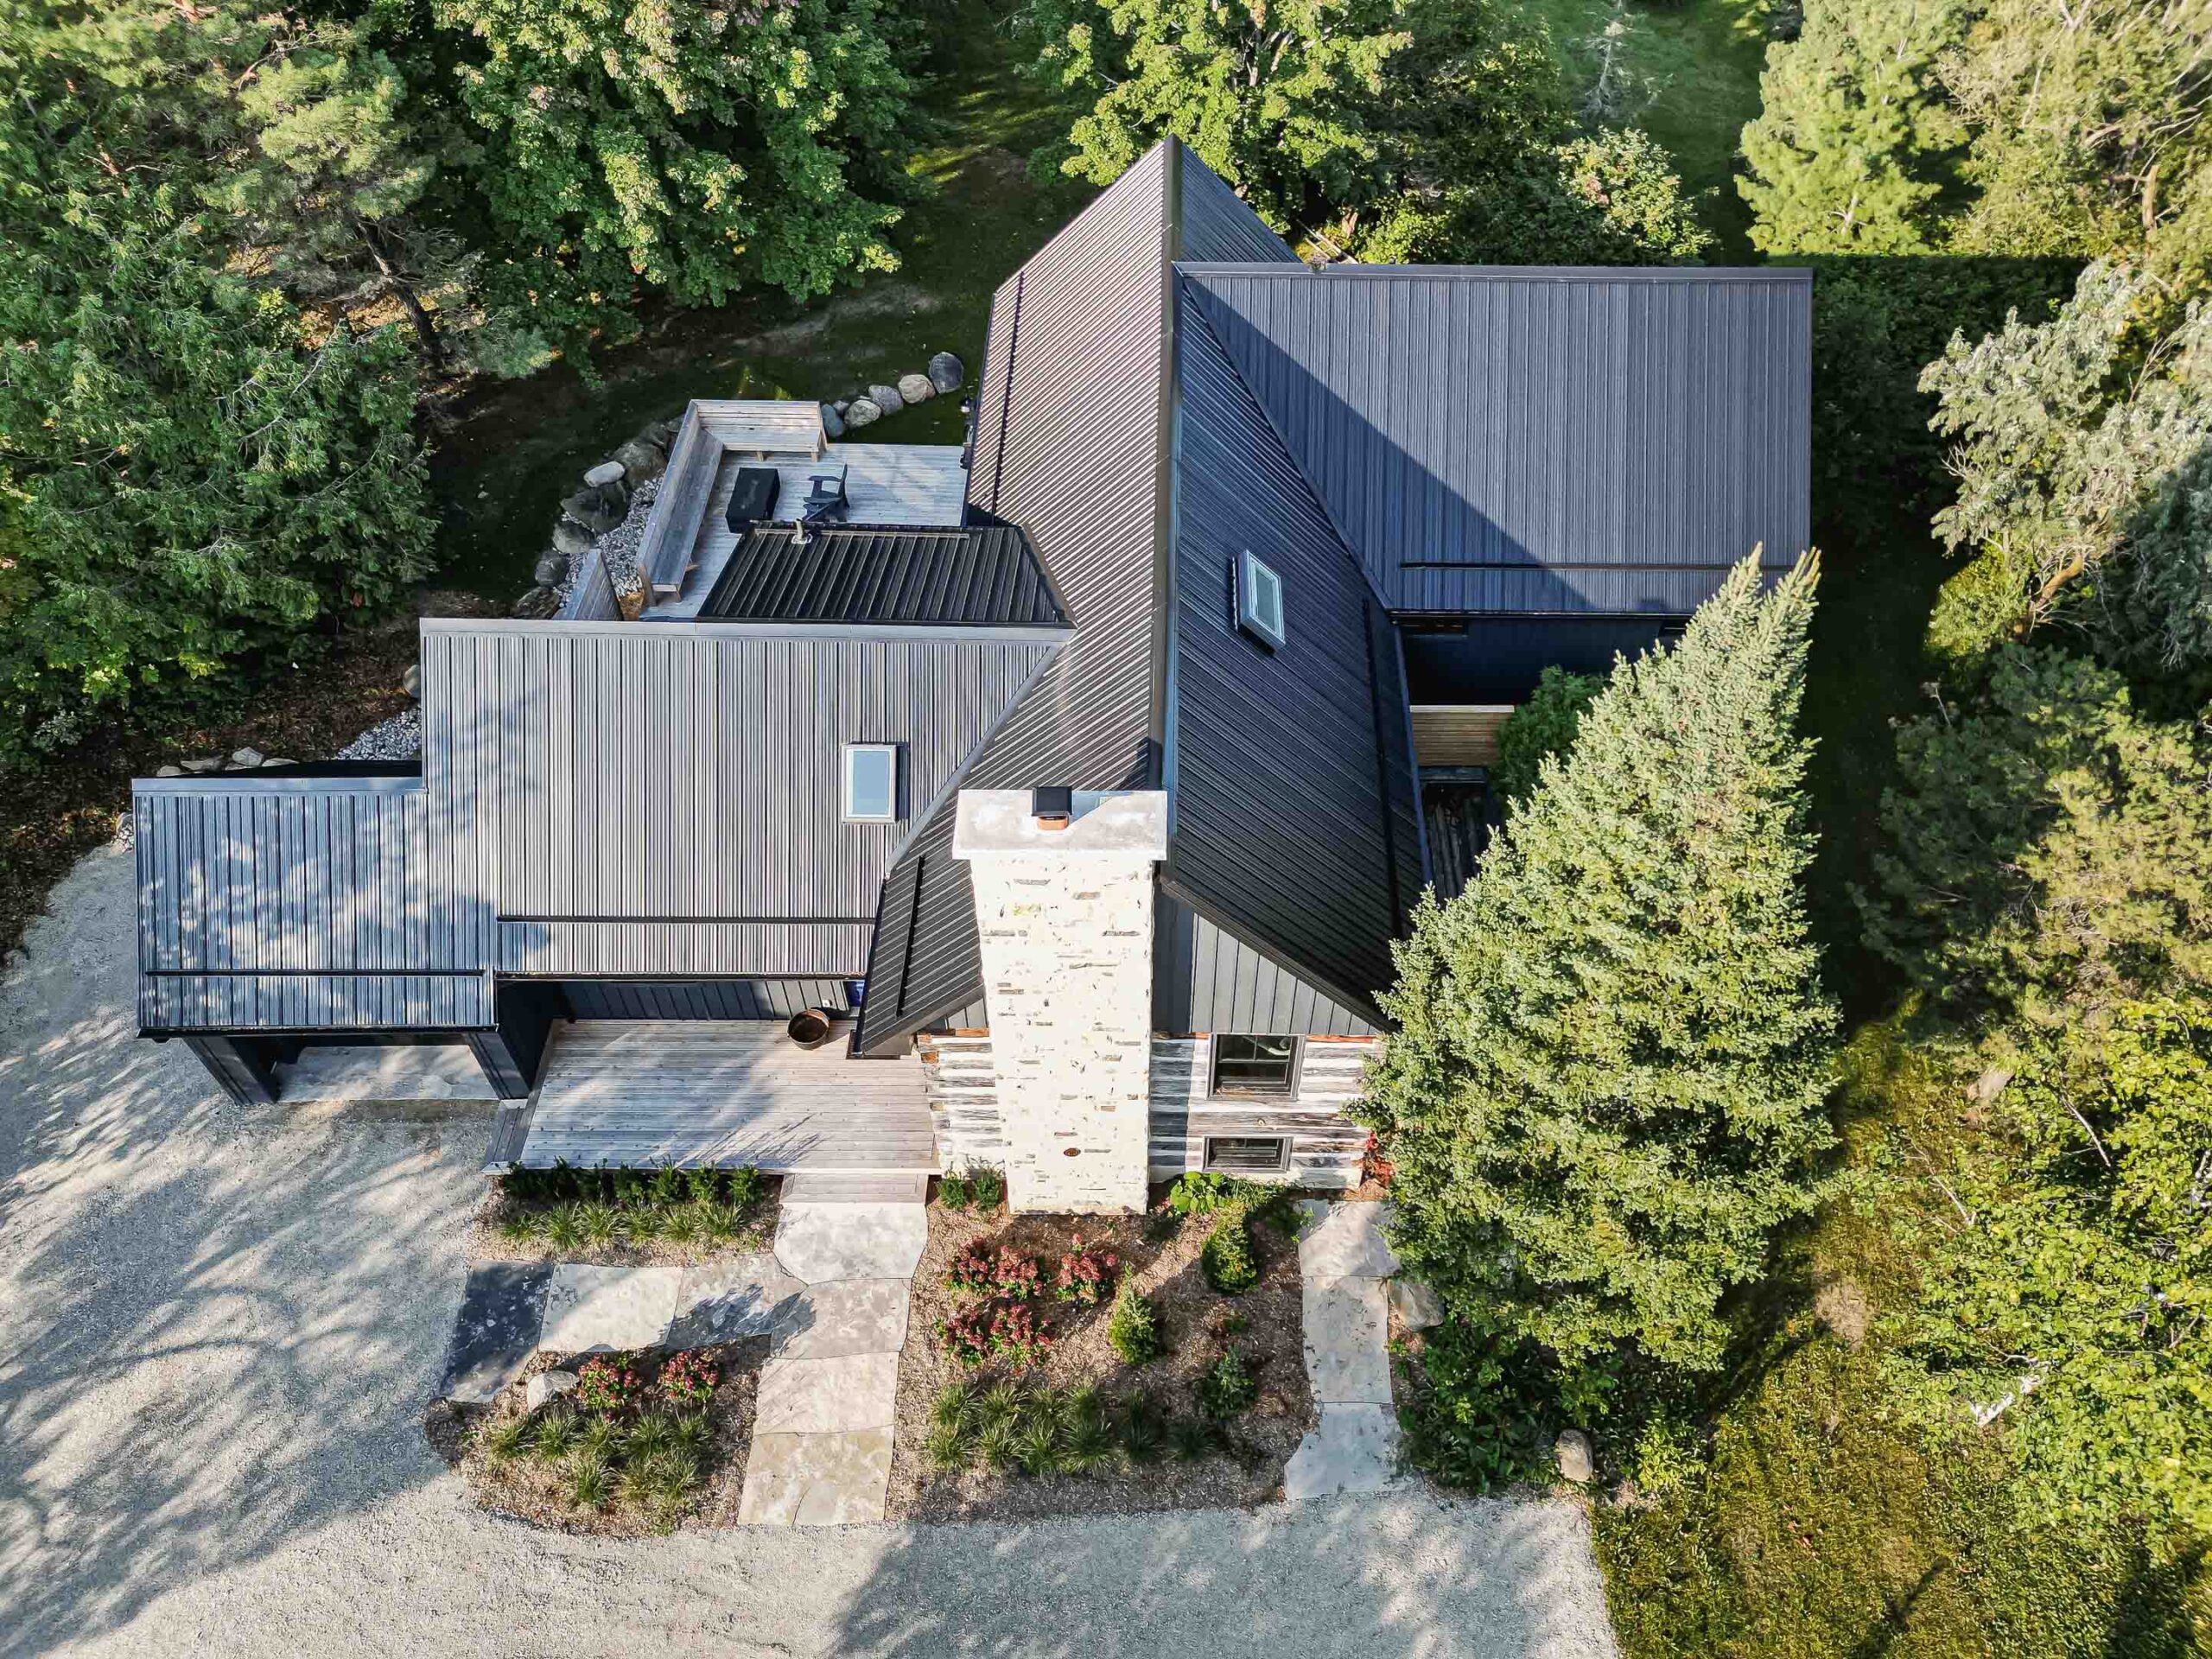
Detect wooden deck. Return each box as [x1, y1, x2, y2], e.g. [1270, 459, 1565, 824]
[512, 1021, 939, 1173]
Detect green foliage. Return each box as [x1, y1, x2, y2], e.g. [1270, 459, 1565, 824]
[430, 0, 915, 351]
[1491, 666, 1603, 810]
[970, 1167, 1007, 1213]
[1106, 1280, 1164, 1364]
[1365, 556, 1840, 1373]
[1166, 1172, 1255, 1216]
[1595, 1333, 2209, 1657]
[938, 1173, 973, 1211]
[1197, 1347, 1258, 1418]
[1917, 262, 2212, 664]
[1021, 0, 1413, 226]
[1198, 1210, 1259, 1295]
[1891, 1001, 2212, 1551]
[1861, 648, 2212, 1030]
[1945, 0, 2212, 287]
[1736, 0, 1967, 255]
[1394, 1319, 1560, 1492]
[1116, 1389, 1167, 1463]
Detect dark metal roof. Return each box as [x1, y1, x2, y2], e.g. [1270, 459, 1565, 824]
[1177, 264, 1813, 614]
[1162, 284, 1427, 1022]
[700, 524, 1069, 628]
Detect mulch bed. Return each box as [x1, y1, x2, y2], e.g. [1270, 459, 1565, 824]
[0, 588, 497, 971]
[444, 1341, 769, 1536]
[886, 1189, 1314, 1522]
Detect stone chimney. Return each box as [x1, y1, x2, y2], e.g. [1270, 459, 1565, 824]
[953, 788, 1166, 1214]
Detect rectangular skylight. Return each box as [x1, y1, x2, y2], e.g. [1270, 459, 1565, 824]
[842, 743, 898, 822]
[1237, 550, 1286, 650]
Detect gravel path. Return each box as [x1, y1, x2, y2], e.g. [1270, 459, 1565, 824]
[0, 838, 1619, 1659]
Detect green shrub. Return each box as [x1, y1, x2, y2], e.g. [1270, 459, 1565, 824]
[568, 1455, 611, 1510]
[1200, 1211, 1259, 1294]
[1106, 1281, 1163, 1364]
[481, 1416, 530, 1465]
[612, 1169, 648, 1206]
[1395, 1320, 1559, 1493]
[1167, 1172, 1252, 1216]
[1117, 1391, 1166, 1464]
[647, 1162, 687, 1206]
[624, 1410, 675, 1464]
[725, 1166, 767, 1210]
[1491, 666, 1603, 809]
[658, 1204, 700, 1245]
[543, 1205, 585, 1253]
[685, 1166, 724, 1206]
[1167, 1414, 1217, 1462]
[575, 1201, 619, 1249]
[971, 1167, 1006, 1212]
[938, 1172, 974, 1211]
[926, 1384, 973, 1469]
[669, 1411, 711, 1458]
[529, 1409, 577, 1461]
[702, 1203, 747, 1245]
[1013, 1403, 1065, 1477]
[1061, 1386, 1116, 1474]
[1198, 1348, 1258, 1418]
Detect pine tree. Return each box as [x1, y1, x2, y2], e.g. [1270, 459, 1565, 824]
[1363, 554, 1839, 1374]
[1737, 0, 1968, 255]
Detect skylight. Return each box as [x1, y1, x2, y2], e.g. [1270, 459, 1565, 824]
[842, 743, 898, 823]
[1236, 550, 1286, 650]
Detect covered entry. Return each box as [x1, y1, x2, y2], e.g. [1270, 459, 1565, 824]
[503, 1020, 937, 1173]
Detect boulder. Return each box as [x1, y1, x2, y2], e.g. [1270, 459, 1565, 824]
[1969, 1066, 2013, 1103]
[551, 521, 594, 558]
[512, 585, 562, 620]
[641, 417, 681, 448]
[843, 396, 883, 429]
[402, 664, 422, 700]
[833, 398, 850, 415]
[820, 403, 845, 441]
[181, 756, 224, 774]
[611, 437, 667, 486]
[561, 490, 624, 536]
[1554, 1429, 1594, 1484]
[524, 1369, 580, 1411]
[156, 766, 184, 779]
[261, 757, 295, 769]
[926, 351, 964, 394]
[896, 372, 935, 405]
[1388, 1277, 1445, 1331]
[583, 459, 627, 489]
[866, 382, 905, 417]
[533, 550, 569, 588]
[229, 747, 264, 769]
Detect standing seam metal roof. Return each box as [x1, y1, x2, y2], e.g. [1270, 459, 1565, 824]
[700, 524, 1068, 627]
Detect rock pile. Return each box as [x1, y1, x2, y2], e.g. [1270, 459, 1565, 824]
[154, 747, 301, 779]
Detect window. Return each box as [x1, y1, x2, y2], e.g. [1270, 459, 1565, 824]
[1236, 550, 1286, 650]
[842, 744, 898, 822]
[1211, 1033, 1298, 1096]
[1205, 1135, 1290, 1175]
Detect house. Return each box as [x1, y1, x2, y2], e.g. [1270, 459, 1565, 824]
[130, 143, 1810, 1215]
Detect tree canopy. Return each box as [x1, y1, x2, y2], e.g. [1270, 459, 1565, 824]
[1364, 556, 1839, 1375]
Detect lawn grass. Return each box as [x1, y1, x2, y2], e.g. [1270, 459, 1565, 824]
[1507, 0, 1772, 258]
[426, 0, 1092, 600]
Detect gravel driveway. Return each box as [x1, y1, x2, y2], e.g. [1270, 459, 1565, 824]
[0, 838, 1619, 1659]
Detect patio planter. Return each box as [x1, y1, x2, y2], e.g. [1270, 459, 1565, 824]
[785, 1007, 836, 1049]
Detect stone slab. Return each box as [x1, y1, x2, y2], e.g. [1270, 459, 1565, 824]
[770, 1279, 910, 1362]
[1284, 1403, 1402, 1500]
[779, 1173, 928, 1205]
[1389, 1276, 1446, 1331]
[773, 1202, 928, 1283]
[738, 1428, 894, 1526]
[1302, 1277, 1394, 1405]
[539, 1264, 682, 1355]
[437, 1262, 550, 1403]
[667, 1256, 798, 1346]
[1295, 1199, 1399, 1280]
[754, 1351, 899, 1434]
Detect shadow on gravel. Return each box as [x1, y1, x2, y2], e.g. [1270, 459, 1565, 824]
[0, 843, 486, 1654]
[828, 1491, 1616, 1657]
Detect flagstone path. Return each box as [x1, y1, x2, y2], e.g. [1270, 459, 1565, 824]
[1285, 1200, 1408, 1501]
[736, 1176, 928, 1525]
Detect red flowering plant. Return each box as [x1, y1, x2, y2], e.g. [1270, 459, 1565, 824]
[573, 1352, 645, 1414]
[938, 1302, 996, 1366]
[992, 1248, 1045, 1300]
[1054, 1235, 1119, 1306]
[658, 1350, 720, 1408]
[988, 1302, 1055, 1367]
[946, 1244, 998, 1299]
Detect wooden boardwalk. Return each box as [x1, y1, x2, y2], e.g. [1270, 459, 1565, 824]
[512, 1021, 939, 1173]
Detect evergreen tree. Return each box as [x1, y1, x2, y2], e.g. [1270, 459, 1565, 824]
[1490, 665, 1602, 809]
[1363, 555, 1839, 1374]
[1736, 0, 1968, 255]
[1918, 262, 2212, 667]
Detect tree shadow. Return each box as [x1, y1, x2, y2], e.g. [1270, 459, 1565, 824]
[0, 841, 486, 1652]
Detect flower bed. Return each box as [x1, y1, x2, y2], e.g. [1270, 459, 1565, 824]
[474, 1163, 779, 1266]
[449, 1338, 768, 1536]
[887, 1176, 1313, 1521]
